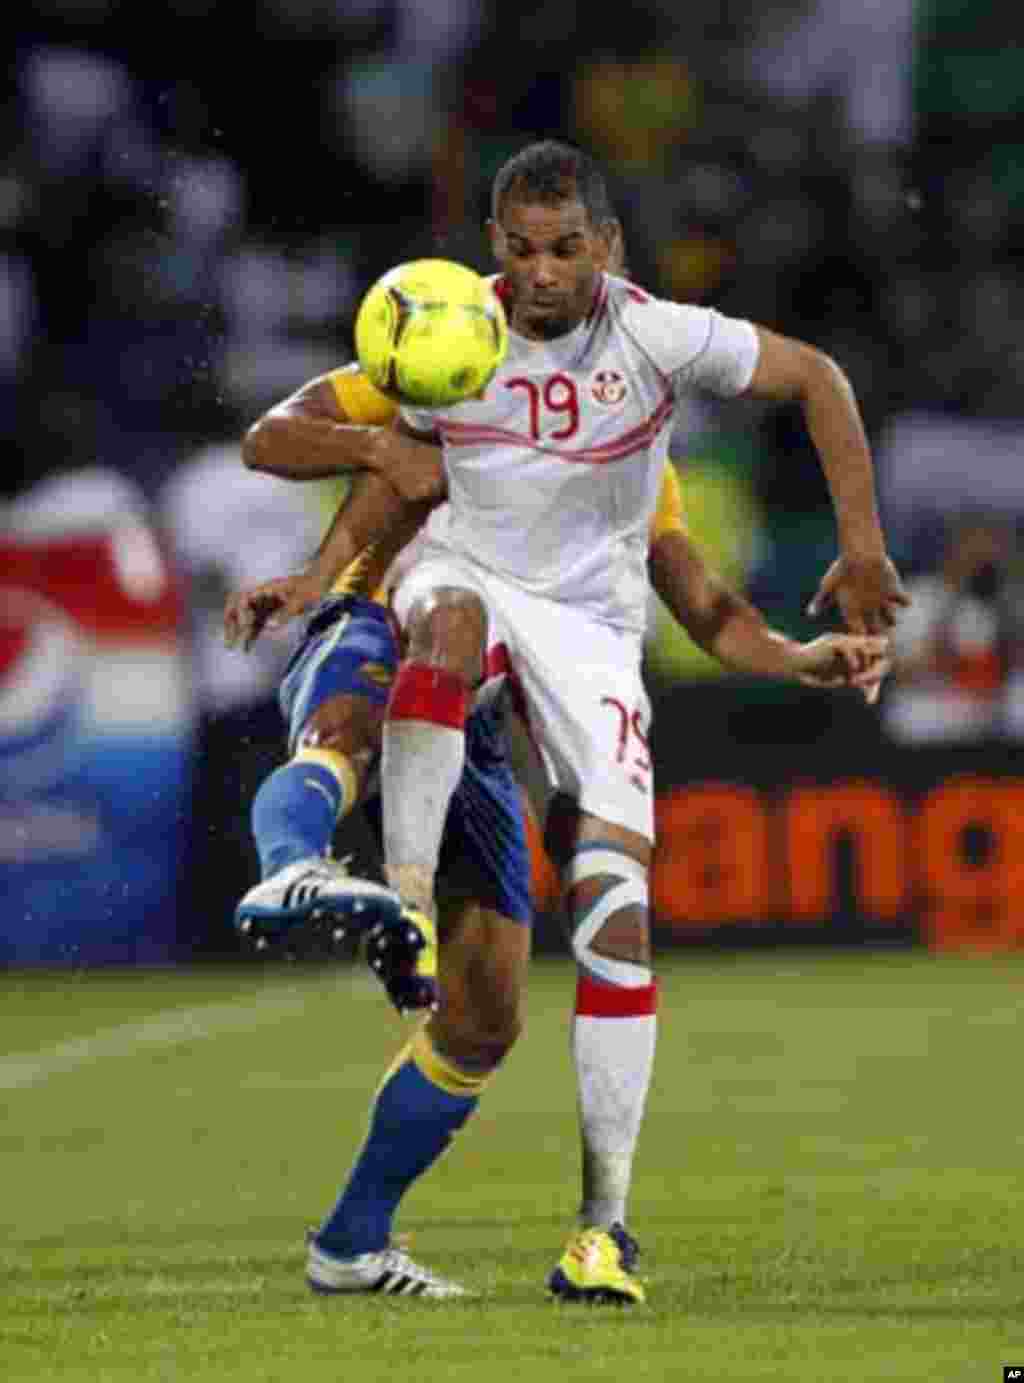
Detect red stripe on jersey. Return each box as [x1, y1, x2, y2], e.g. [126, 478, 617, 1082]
[387, 663, 468, 728]
[444, 387, 672, 452]
[439, 388, 674, 465]
[575, 974, 658, 1017]
[585, 274, 609, 325]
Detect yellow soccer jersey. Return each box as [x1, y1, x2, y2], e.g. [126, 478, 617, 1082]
[328, 364, 399, 428]
[318, 363, 685, 602]
[322, 366, 403, 601]
[650, 454, 685, 542]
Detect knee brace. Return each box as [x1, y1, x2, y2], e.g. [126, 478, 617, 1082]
[566, 846, 652, 988]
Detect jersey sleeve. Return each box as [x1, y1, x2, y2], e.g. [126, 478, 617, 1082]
[620, 293, 759, 398]
[650, 460, 687, 541]
[326, 365, 399, 425]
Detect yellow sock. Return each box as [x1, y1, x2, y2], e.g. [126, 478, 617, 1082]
[293, 747, 358, 824]
[408, 1025, 491, 1098]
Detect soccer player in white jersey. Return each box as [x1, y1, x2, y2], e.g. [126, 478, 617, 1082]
[304, 139, 906, 1303]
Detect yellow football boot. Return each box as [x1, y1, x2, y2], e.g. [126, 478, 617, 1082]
[365, 903, 438, 1014]
[548, 1224, 645, 1305]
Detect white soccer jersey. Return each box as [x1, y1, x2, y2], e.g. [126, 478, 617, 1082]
[402, 273, 758, 631]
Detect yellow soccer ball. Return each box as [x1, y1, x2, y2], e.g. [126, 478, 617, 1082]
[354, 258, 508, 407]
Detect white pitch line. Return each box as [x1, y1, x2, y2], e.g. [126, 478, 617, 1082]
[0, 977, 362, 1092]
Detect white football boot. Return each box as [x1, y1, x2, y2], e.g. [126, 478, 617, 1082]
[234, 855, 402, 951]
[307, 1237, 468, 1299]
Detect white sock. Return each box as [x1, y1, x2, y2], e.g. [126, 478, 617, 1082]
[381, 663, 468, 911]
[572, 975, 658, 1228]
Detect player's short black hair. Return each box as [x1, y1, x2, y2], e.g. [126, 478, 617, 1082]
[491, 140, 614, 228]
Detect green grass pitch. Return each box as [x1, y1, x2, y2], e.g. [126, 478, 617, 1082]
[3, 949, 1024, 1382]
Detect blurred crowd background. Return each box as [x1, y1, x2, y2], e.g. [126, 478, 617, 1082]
[3, 0, 1024, 958]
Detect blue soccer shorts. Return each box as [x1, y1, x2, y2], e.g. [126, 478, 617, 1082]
[278, 595, 532, 926]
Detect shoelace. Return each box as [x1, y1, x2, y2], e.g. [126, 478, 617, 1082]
[608, 1223, 640, 1272]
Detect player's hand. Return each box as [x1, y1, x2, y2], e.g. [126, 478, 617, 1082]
[806, 552, 910, 634]
[792, 633, 891, 704]
[224, 572, 325, 651]
[363, 428, 445, 503]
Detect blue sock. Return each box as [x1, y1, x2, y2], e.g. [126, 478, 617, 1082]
[251, 760, 342, 878]
[316, 1050, 478, 1258]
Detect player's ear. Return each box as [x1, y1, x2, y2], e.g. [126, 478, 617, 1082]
[487, 218, 505, 262]
[594, 219, 618, 273]
[603, 219, 626, 275]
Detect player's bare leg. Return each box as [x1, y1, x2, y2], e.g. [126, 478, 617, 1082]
[546, 796, 655, 1304]
[308, 899, 529, 1297]
[429, 897, 530, 1074]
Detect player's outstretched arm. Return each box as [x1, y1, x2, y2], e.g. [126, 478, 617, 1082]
[242, 371, 391, 479]
[224, 471, 433, 650]
[241, 367, 443, 498]
[648, 527, 889, 702]
[743, 328, 909, 636]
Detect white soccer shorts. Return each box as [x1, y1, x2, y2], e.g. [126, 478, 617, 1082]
[392, 548, 654, 842]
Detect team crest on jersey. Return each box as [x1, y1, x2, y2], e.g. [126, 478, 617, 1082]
[590, 369, 628, 407]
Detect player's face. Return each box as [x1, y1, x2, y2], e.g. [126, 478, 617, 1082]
[490, 197, 611, 340]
